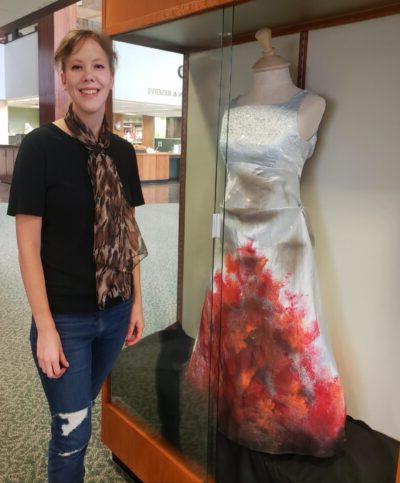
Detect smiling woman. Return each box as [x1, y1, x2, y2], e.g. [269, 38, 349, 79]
[53, 31, 117, 138]
[7, 29, 147, 483]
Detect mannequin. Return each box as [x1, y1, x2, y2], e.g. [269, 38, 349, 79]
[188, 24, 346, 457]
[237, 27, 326, 141]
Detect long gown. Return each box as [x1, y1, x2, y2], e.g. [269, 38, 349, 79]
[187, 90, 346, 458]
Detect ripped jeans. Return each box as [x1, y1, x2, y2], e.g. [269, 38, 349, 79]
[29, 298, 132, 483]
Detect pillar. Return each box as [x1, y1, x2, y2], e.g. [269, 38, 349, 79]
[38, 4, 77, 125]
[0, 100, 8, 144]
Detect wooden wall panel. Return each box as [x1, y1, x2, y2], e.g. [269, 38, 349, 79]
[38, 13, 56, 126]
[142, 115, 155, 149]
[54, 5, 77, 120]
[38, 4, 77, 125]
[103, 0, 246, 36]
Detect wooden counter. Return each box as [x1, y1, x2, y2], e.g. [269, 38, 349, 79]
[136, 152, 180, 182]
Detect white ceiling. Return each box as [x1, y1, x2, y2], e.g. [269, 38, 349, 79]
[0, 0, 59, 28]
[0, 0, 102, 29]
[113, 99, 181, 118]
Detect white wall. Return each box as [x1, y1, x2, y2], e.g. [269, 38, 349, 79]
[5, 33, 38, 99]
[113, 41, 183, 106]
[0, 44, 5, 99]
[304, 14, 400, 440]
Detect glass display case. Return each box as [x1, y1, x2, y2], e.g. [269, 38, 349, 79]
[102, 1, 400, 481]
[107, 6, 235, 481]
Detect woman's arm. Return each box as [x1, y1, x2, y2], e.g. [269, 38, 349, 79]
[16, 215, 69, 378]
[125, 262, 144, 347]
[125, 208, 144, 347]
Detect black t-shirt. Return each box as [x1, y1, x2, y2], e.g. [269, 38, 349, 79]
[7, 123, 145, 314]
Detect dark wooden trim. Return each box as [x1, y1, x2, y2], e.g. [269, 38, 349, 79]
[396, 448, 400, 483]
[102, 0, 107, 34]
[232, 2, 400, 46]
[102, 373, 112, 404]
[38, 14, 56, 126]
[105, 91, 113, 129]
[177, 54, 189, 324]
[0, 0, 77, 37]
[297, 31, 308, 89]
[37, 5, 77, 124]
[101, 5, 114, 127]
[101, 400, 205, 482]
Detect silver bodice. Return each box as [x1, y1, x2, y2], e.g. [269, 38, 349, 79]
[220, 90, 317, 249]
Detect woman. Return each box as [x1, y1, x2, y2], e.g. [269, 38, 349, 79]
[7, 30, 147, 482]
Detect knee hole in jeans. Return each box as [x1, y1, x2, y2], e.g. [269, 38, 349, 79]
[51, 406, 91, 456]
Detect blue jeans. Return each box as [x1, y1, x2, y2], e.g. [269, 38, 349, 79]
[29, 298, 132, 483]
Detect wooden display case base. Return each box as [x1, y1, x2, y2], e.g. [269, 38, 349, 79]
[112, 453, 142, 482]
[102, 399, 206, 483]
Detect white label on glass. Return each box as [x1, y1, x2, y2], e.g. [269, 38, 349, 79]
[212, 213, 222, 239]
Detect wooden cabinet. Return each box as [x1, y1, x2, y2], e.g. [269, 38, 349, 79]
[136, 153, 171, 181]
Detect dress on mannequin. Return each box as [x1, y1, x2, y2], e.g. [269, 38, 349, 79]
[187, 89, 346, 458]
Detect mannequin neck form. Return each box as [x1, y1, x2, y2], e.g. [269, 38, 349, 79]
[253, 67, 296, 91]
[239, 66, 301, 105]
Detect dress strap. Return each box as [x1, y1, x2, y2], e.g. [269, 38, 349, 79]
[288, 89, 309, 110]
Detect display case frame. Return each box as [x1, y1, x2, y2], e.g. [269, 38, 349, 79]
[102, 1, 400, 481]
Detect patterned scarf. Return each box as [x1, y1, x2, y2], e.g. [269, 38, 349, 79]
[64, 103, 147, 308]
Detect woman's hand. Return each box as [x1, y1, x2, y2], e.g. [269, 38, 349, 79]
[125, 302, 144, 347]
[37, 327, 69, 379]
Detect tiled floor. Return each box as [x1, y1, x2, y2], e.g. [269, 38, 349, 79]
[142, 181, 179, 204]
[0, 180, 180, 205]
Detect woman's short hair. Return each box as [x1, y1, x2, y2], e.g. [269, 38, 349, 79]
[54, 29, 118, 75]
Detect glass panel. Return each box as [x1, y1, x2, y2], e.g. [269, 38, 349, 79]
[110, 1, 400, 479]
[110, 39, 183, 426]
[184, 8, 235, 478]
[109, 6, 234, 478]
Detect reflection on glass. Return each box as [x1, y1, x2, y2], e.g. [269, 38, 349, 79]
[109, 7, 234, 478]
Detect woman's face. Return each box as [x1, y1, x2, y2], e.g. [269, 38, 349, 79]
[61, 38, 114, 117]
